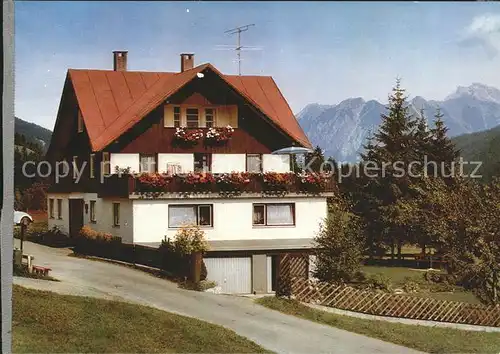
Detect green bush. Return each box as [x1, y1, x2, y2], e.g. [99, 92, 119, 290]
[313, 197, 364, 284]
[352, 271, 368, 283]
[179, 279, 217, 292]
[424, 270, 455, 284]
[75, 226, 121, 258]
[200, 260, 207, 281]
[402, 280, 420, 293]
[364, 273, 392, 292]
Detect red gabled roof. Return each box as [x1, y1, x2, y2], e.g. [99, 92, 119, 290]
[68, 63, 311, 151]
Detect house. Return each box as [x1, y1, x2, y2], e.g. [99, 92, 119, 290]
[45, 51, 334, 294]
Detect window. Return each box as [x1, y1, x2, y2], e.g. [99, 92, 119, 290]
[186, 108, 199, 128]
[140, 154, 156, 173]
[77, 110, 83, 133]
[112, 203, 120, 227]
[253, 203, 295, 226]
[57, 199, 63, 219]
[89, 154, 95, 178]
[166, 163, 182, 175]
[246, 154, 262, 173]
[194, 153, 211, 173]
[72, 156, 78, 179]
[205, 108, 215, 128]
[90, 200, 96, 223]
[49, 199, 54, 219]
[173, 106, 181, 128]
[168, 205, 213, 228]
[102, 152, 110, 175]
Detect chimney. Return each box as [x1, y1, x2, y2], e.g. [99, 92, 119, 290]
[180, 53, 194, 72]
[113, 51, 128, 71]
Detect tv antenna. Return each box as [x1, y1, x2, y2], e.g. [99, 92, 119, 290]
[215, 24, 261, 75]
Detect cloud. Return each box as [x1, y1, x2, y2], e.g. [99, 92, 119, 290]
[460, 13, 500, 58]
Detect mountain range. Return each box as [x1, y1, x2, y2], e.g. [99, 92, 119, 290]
[15, 117, 52, 152]
[297, 83, 500, 162]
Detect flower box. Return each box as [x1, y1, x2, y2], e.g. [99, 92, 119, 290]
[215, 172, 251, 192]
[262, 172, 295, 191]
[298, 172, 328, 192]
[174, 127, 204, 145]
[136, 173, 171, 193]
[205, 126, 234, 144]
[179, 172, 216, 192]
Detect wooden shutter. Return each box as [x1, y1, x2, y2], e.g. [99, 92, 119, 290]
[164, 104, 174, 127]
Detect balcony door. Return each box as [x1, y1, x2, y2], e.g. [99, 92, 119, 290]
[139, 154, 157, 174]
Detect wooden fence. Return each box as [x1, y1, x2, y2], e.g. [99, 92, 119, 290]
[288, 277, 500, 327]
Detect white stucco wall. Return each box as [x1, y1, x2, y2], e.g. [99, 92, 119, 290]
[107, 153, 292, 174]
[47, 193, 133, 243]
[93, 198, 134, 244]
[47, 193, 70, 234]
[158, 153, 194, 174]
[132, 197, 327, 244]
[110, 153, 139, 174]
[212, 154, 246, 173]
[262, 154, 290, 173]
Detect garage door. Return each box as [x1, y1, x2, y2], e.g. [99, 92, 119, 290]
[204, 257, 252, 294]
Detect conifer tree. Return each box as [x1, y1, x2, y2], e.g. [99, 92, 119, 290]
[304, 145, 325, 173]
[427, 108, 459, 177]
[356, 80, 418, 261]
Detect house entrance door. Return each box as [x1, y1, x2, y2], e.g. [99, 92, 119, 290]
[69, 199, 84, 238]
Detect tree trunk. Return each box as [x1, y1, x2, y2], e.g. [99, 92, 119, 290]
[397, 240, 402, 264]
[390, 241, 395, 262]
[421, 243, 426, 255]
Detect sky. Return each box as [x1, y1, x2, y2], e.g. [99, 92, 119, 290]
[15, 1, 500, 130]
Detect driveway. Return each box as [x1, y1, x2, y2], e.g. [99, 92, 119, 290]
[14, 241, 422, 354]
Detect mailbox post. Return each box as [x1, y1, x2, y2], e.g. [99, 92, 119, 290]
[19, 217, 30, 254]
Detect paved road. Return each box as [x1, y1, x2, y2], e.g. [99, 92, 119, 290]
[14, 242, 423, 354]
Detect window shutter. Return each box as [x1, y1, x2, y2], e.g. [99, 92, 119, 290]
[164, 104, 174, 127]
[229, 105, 238, 127]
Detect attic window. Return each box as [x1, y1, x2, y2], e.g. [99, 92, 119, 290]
[77, 110, 83, 133]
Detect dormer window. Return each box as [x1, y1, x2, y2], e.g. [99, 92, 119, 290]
[205, 108, 215, 128]
[186, 108, 199, 128]
[173, 106, 181, 128]
[77, 109, 83, 133]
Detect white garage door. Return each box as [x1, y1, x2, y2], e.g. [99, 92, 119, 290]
[204, 257, 252, 294]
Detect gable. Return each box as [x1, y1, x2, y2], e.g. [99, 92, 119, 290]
[181, 92, 212, 105]
[66, 64, 311, 152]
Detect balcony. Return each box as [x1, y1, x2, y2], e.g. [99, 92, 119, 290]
[99, 172, 337, 199]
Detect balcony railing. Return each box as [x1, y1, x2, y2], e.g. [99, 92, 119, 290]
[99, 172, 337, 198]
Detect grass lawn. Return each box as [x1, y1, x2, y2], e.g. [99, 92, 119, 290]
[360, 265, 482, 304]
[13, 285, 270, 353]
[362, 265, 426, 285]
[256, 296, 500, 354]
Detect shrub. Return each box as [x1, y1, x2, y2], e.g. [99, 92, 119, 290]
[276, 273, 292, 298]
[424, 270, 454, 284]
[364, 273, 392, 292]
[172, 225, 209, 255]
[179, 279, 217, 292]
[159, 226, 209, 279]
[198, 280, 217, 291]
[352, 270, 368, 283]
[200, 259, 208, 281]
[402, 280, 420, 293]
[313, 197, 364, 284]
[75, 226, 121, 257]
[40, 225, 72, 247]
